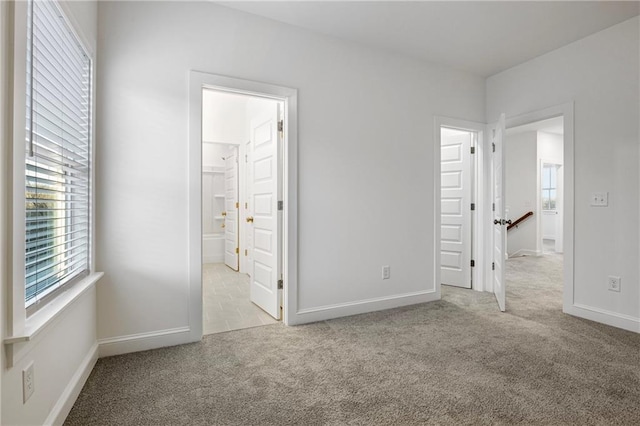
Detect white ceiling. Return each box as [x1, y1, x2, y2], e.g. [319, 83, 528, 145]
[218, 1, 639, 76]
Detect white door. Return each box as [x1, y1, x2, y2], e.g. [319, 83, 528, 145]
[224, 147, 239, 270]
[248, 102, 282, 319]
[243, 140, 253, 275]
[440, 128, 472, 288]
[491, 114, 507, 311]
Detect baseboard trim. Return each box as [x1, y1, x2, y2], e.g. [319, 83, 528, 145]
[45, 341, 98, 426]
[292, 290, 438, 325]
[567, 303, 640, 333]
[508, 249, 542, 258]
[98, 326, 193, 358]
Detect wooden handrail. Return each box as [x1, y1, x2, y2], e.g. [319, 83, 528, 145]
[507, 211, 533, 231]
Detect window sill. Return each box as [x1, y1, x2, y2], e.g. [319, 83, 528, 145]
[4, 272, 104, 345]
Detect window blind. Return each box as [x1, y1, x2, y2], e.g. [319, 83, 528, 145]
[25, 0, 91, 307]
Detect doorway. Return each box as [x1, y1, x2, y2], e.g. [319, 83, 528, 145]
[198, 86, 286, 335]
[503, 116, 565, 307]
[436, 117, 486, 293]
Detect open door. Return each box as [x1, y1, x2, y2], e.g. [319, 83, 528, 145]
[223, 147, 239, 270]
[440, 128, 472, 288]
[248, 102, 282, 319]
[491, 113, 507, 311]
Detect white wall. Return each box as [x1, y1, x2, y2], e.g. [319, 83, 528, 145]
[95, 1, 485, 347]
[487, 17, 640, 331]
[202, 90, 248, 144]
[537, 132, 563, 163]
[1, 1, 99, 424]
[505, 131, 538, 256]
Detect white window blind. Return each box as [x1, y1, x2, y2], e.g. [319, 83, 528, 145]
[25, 0, 92, 308]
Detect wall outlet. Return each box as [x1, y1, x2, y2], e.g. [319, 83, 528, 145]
[23, 362, 34, 403]
[608, 276, 621, 292]
[382, 265, 390, 280]
[591, 192, 608, 206]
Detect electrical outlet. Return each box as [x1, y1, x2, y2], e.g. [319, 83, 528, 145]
[23, 362, 34, 403]
[608, 276, 621, 292]
[382, 265, 391, 280]
[591, 192, 608, 207]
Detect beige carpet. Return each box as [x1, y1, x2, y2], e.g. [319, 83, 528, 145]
[65, 253, 640, 425]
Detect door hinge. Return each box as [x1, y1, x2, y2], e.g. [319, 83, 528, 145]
[278, 120, 284, 133]
[245, 154, 248, 163]
[492, 203, 495, 212]
[492, 142, 496, 153]
[470, 146, 475, 154]
[471, 203, 475, 211]
[236, 202, 239, 209]
[278, 200, 283, 211]
[471, 259, 475, 267]
[277, 279, 283, 290]
[245, 249, 248, 256]
[235, 247, 239, 254]
[492, 262, 495, 271]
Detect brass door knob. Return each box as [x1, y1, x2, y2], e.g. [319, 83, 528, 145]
[221, 211, 227, 217]
[246, 216, 254, 223]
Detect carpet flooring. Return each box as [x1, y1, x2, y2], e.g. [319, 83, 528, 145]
[65, 253, 640, 425]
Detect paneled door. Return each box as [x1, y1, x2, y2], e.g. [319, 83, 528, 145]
[224, 146, 239, 270]
[491, 114, 507, 312]
[440, 128, 472, 288]
[248, 102, 282, 319]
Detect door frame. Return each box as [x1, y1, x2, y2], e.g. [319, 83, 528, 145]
[188, 71, 299, 340]
[434, 117, 487, 293]
[496, 103, 574, 315]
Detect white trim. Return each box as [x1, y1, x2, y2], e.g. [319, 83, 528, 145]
[434, 116, 487, 292]
[189, 71, 299, 329]
[567, 304, 640, 334]
[5, 273, 103, 345]
[44, 342, 98, 426]
[504, 103, 575, 317]
[508, 249, 542, 258]
[295, 291, 439, 324]
[98, 327, 192, 358]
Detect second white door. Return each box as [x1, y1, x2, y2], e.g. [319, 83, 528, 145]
[224, 147, 239, 270]
[440, 128, 472, 288]
[247, 102, 282, 320]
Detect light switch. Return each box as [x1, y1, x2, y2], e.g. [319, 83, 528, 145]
[590, 192, 608, 207]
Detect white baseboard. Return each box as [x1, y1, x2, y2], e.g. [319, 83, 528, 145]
[203, 255, 223, 264]
[98, 327, 194, 358]
[566, 304, 640, 333]
[508, 249, 542, 258]
[290, 290, 439, 325]
[45, 342, 98, 426]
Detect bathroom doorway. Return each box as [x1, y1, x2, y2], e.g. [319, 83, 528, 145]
[201, 89, 284, 334]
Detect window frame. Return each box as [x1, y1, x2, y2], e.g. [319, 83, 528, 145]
[541, 163, 557, 211]
[8, 0, 99, 343]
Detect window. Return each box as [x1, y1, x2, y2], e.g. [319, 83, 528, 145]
[24, 0, 92, 309]
[541, 164, 557, 211]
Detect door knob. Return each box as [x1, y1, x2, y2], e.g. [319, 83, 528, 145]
[221, 211, 227, 217]
[246, 216, 254, 223]
[494, 219, 512, 225]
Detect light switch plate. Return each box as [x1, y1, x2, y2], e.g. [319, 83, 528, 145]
[590, 192, 608, 207]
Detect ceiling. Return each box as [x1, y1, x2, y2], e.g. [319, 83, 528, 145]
[218, 1, 639, 77]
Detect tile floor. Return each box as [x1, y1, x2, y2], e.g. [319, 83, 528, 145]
[203, 263, 279, 335]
